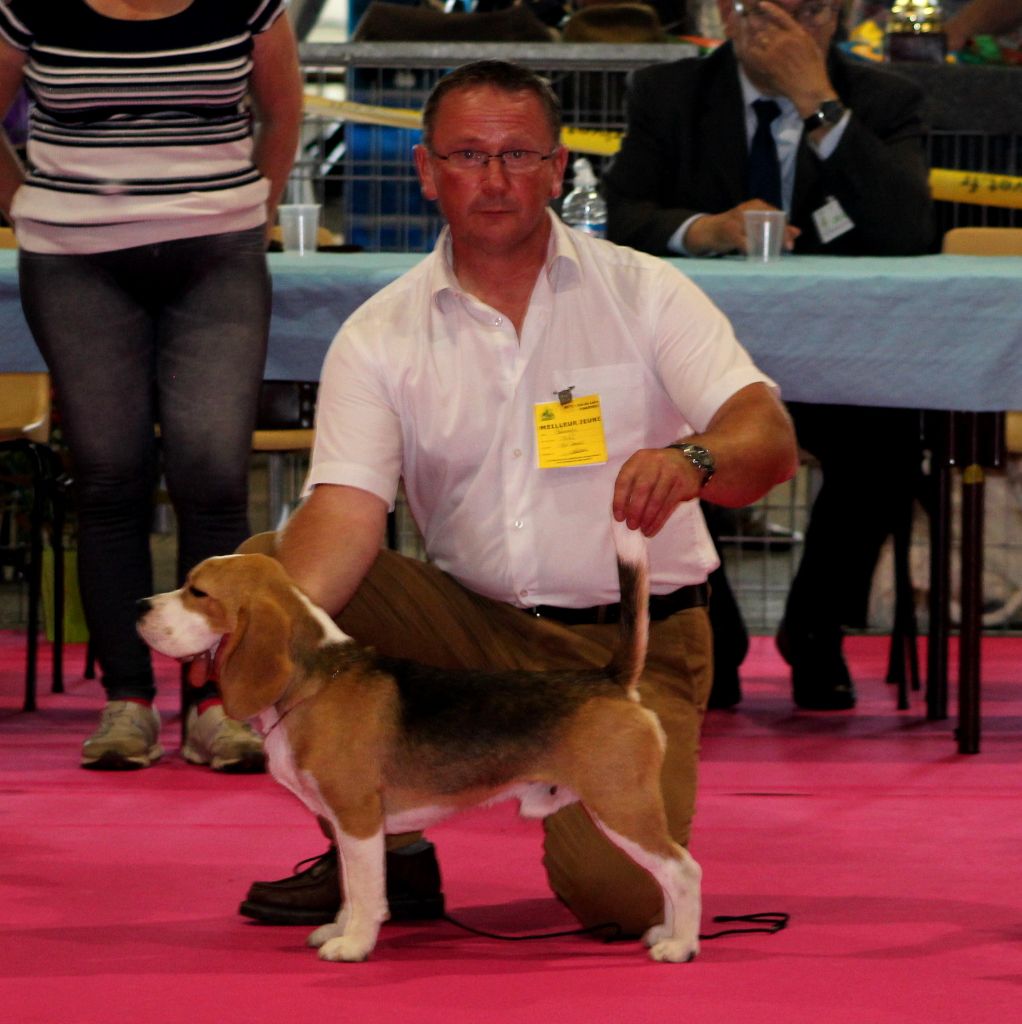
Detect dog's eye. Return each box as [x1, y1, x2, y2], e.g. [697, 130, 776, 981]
[188, 586, 208, 599]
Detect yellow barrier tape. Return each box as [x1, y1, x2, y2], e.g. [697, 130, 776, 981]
[561, 125, 622, 156]
[303, 95, 622, 154]
[304, 94, 1022, 209]
[930, 168, 1022, 210]
[303, 95, 422, 130]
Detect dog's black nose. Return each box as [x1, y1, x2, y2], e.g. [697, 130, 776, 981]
[135, 598, 153, 620]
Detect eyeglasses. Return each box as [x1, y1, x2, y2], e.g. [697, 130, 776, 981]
[430, 148, 559, 174]
[734, 0, 838, 27]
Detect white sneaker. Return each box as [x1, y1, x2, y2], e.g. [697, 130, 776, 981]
[182, 704, 265, 773]
[81, 700, 163, 770]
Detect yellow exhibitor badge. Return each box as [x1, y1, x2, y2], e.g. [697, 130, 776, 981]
[534, 393, 608, 468]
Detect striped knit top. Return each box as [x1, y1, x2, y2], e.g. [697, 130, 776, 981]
[0, 0, 288, 254]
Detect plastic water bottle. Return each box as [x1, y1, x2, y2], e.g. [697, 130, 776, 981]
[561, 157, 607, 238]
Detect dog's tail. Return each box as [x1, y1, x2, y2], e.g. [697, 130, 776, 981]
[606, 517, 650, 697]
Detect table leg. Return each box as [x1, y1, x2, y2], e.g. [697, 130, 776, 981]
[926, 414, 952, 721]
[957, 420, 985, 755]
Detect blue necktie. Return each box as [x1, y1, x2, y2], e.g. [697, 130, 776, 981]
[746, 98, 782, 208]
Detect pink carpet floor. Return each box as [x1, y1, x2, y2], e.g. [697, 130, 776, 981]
[1, 632, 1019, 1024]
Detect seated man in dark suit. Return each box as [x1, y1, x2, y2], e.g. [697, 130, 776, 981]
[603, 0, 934, 710]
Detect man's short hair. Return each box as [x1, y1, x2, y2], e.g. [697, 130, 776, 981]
[421, 60, 562, 150]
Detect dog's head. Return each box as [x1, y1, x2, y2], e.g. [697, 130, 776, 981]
[137, 553, 300, 719]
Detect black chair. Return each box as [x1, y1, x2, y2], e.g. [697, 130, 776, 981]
[0, 372, 70, 711]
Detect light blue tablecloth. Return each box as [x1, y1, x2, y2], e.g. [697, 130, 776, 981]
[3, 250, 1020, 412]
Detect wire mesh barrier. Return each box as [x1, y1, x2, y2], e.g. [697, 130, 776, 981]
[288, 42, 1022, 636]
[296, 42, 689, 249]
[296, 43, 1022, 249]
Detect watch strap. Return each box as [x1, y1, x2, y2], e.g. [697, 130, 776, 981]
[803, 99, 845, 134]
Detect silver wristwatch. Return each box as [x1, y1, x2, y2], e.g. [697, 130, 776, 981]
[666, 442, 715, 488]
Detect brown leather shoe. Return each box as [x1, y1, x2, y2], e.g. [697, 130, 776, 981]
[239, 840, 445, 925]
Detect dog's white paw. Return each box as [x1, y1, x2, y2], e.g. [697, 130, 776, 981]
[307, 905, 351, 948]
[307, 921, 345, 948]
[317, 934, 375, 963]
[646, 937, 699, 963]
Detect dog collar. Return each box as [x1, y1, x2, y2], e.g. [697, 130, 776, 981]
[263, 696, 311, 738]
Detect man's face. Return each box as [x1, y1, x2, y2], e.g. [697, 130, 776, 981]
[414, 85, 568, 257]
[721, 0, 840, 54]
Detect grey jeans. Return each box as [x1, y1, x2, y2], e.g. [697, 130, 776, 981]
[19, 227, 271, 700]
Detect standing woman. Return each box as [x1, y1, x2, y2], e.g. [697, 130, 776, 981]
[0, 1, 303, 771]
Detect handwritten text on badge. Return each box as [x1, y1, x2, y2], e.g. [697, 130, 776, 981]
[534, 393, 608, 468]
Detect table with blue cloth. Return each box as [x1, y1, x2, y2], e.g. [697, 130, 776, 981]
[4, 252, 1020, 412]
[3, 250, 1021, 750]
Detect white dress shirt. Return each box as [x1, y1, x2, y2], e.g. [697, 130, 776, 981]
[308, 212, 775, 608]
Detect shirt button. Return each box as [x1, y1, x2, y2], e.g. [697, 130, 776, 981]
[513, 448, 522, 458]
[495, 316, 503, 326]
[519, 589, 529, 598]
[513, 519, 524, 529]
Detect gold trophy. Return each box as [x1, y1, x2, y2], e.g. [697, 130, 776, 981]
[885, 0, 948, 62]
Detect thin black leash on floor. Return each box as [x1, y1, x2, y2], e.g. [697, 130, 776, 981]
[441, 911, 790, 943]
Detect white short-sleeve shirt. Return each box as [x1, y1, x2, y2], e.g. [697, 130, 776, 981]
[308, 212, 776, 608]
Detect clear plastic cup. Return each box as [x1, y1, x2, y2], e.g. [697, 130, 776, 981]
[743, 210, 786, 263]
[278, 204, 321, 255]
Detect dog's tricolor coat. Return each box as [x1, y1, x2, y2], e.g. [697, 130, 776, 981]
[136, 519, 701, 963]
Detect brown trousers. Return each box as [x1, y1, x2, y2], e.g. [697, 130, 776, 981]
[241, 535, 712, 936]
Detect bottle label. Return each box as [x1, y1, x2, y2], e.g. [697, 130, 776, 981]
[572, 221, 606, 239]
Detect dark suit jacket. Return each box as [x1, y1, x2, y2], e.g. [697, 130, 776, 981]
[604, 43, 935, 256]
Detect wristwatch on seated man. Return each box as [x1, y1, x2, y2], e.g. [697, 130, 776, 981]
[665, 442, 715, 488]
[802, 99, 845, 135]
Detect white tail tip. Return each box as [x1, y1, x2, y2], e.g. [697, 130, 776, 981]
[611, 516, 647, 568]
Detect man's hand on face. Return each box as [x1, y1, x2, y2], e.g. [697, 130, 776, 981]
[731, 1, 836, 117]
[685, 198, 801, 256]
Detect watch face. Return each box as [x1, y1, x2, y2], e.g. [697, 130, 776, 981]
[805, 101, 844, 133]
[820, 100, 844, 125]
[667, 442, 715, 484]
[681, 444, 715, 482]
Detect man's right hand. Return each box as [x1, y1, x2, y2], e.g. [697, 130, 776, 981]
[727, 1, 841, 122]
[684, 199, 801, 256]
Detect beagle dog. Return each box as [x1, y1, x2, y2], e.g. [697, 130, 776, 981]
[136, 518, 701, 964]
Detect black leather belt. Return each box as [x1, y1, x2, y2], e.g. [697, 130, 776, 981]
[528, 582, 708, 626]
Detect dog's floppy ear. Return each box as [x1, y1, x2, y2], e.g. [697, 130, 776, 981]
[217, 594, 294, 720]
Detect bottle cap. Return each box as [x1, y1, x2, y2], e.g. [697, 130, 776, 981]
[571, 157, 597, 190]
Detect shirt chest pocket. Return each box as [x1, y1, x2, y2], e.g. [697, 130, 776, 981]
[551, 364, 647, 461]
